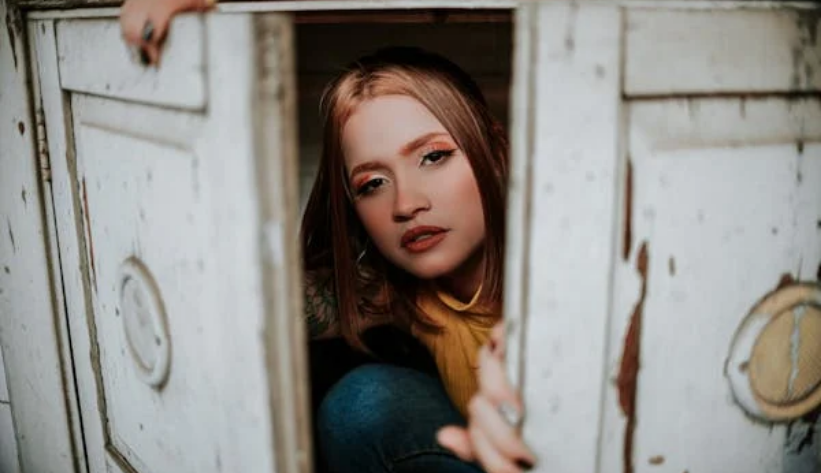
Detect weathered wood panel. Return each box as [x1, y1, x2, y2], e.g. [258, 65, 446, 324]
[0, 347, 19, 473]
[513, 4, 623, 472]
[17, 0, 517, 11]
[57, 16, 207, 110]
[625, 8, 821, 96]
[0, 6, 79, 473]
[0, 347, 8, 403]
[598, 97, 821, 473]
[73, 95, 219, 472]
[33, 19, 103, 473]
[253, 15, 313, 473]
[516, 3, 821, 473]
[34, 12, 306, 473]
[0, 404, 21, 473]
[503, 2, 536, 388]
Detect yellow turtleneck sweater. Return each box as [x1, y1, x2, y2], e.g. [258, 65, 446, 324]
[411, 286, 498, 417]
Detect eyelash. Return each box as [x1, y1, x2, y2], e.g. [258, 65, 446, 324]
[420, 148, 456, 166]
[353, 148, 457, 197]
[354, 177, 387, 197]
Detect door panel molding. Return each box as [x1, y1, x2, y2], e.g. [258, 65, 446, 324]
[507, 4, 624, 472]
[625, 8, 821, 96]
[57, 17, 207, 110]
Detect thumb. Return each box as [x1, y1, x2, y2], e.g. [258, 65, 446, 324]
[437, 426, 475, 462]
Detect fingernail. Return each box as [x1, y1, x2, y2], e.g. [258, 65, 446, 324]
[139, 48, 150, 66]
[516, 459, 534, 471]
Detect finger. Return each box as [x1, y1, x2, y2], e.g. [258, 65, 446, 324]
[468, 395, 536, 464]
[138, 46, 151, 66]
[119, 0, 135, 41]
[469, 422, 521, 473]
[120, 0, 153, 45]
[139, 10, 170, 65]
[436, 426, 475, 462]
[121, 12, 146, 45]
[478, 345, 521, 410]
[144, 43, 161, 66]
[490, 321, 505, 345]
[195, 0, 217, 11]
[489, 322, 506, 358]
[147, 11, 173, 48]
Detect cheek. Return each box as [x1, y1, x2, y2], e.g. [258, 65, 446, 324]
[354, 200, 395, 242]
[448, 165, 485, 230]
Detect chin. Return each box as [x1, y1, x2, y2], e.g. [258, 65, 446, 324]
[401, 257, 460, 281]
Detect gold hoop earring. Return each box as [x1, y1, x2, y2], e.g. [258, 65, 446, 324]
[355, 240, 369, 267]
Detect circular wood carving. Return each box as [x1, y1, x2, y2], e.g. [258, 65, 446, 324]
[726, 283, 821, 422]
[118, 257, 171, 389]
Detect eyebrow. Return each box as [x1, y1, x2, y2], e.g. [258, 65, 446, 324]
[398, 131, 451, 156]
[348, 132, 452, 179]
[349, 161, 385, 179]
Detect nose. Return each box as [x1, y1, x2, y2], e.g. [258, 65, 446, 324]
[392, 181, 430, 222]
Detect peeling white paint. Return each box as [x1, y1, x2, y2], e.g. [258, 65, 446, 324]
[787, 305, 806, 397]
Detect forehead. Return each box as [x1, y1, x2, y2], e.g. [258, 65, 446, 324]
[341, 95, 449, 165]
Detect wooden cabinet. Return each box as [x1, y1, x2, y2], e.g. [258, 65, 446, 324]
[30, 12, 308, 473]
[1, 1, 819, 472]
[508, 5, 821, 473]
[4, 7, 308, 473]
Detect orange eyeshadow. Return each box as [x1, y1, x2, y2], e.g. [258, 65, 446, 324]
[353, 174, 373, 189]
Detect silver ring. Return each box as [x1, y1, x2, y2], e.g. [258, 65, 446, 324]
[141, 19, 155, 43]
[498, 402, 522, 428]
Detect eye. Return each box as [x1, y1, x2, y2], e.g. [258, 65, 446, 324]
[421, 149, 456, 166]
[355, 177, 388, 197]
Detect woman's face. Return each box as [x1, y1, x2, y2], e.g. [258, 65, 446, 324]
[342, 95, 486, 288]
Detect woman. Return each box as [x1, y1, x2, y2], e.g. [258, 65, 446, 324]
[121, 5, 535, 473]
[303, 47, 534, 473]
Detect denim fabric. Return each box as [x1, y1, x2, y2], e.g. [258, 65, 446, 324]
[316, 364, 485, 473]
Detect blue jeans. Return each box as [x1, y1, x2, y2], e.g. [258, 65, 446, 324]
[316, 364, 485, 473]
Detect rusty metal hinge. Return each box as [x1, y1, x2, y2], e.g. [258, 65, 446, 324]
[35, 107, 51, 182]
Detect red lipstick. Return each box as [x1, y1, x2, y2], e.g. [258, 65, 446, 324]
[401, 226, 448, 253]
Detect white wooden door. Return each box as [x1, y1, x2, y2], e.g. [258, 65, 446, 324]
[507, 3, 821, 473]
[30, 12, 309, 473]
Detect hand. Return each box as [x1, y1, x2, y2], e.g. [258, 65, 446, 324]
[437, 323, 537, 473]
[119, 0, 214, 66]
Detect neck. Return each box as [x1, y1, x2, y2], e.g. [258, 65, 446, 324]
[438, 249, 485, 303]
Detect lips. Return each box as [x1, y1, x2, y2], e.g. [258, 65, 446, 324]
[401, 226, 448, 253]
